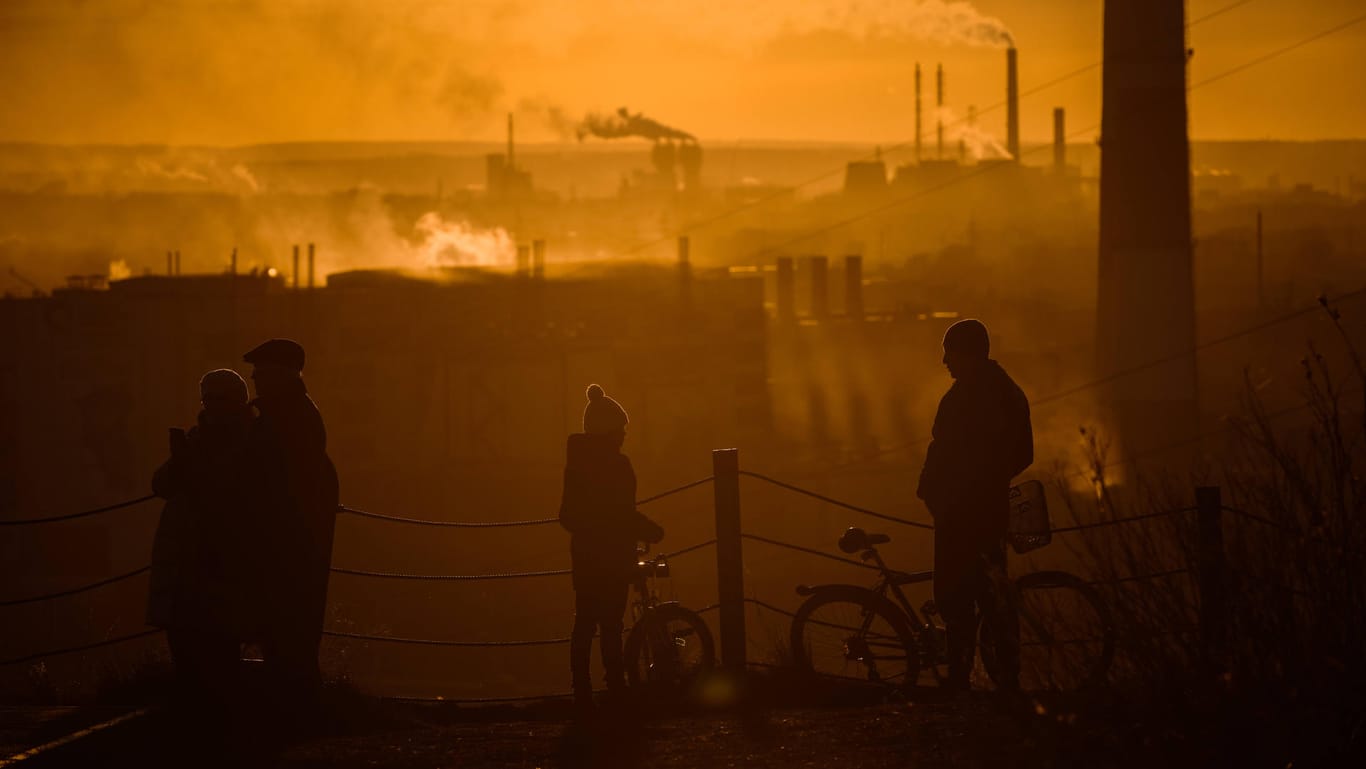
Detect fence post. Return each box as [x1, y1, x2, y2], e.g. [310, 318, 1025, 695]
[712, 448, 746, 671]
[1195, 486, 1226, 668]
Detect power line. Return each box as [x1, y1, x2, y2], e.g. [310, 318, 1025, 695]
[611, 0, 1264, 257]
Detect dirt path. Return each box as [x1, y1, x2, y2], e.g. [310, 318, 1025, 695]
[21, 694, 1082, 769]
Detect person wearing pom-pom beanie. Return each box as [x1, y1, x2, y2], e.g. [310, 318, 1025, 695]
[559, 384, 663, 713]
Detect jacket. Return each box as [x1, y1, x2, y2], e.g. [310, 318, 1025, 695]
[558, 433, 663, 589]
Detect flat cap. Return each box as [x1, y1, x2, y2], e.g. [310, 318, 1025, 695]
[243, 338, 305, 372]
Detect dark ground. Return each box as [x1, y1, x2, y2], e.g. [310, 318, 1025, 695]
[11, 681, 1180, 769]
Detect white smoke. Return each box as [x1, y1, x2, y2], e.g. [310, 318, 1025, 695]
[412, 213, 515, 269]
[938, 106, 1012, 160]
[108, 259, 132, 281]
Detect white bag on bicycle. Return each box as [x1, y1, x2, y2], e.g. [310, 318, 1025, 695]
[1008, 480, 1051, 554]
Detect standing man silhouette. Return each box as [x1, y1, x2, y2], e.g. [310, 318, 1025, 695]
[559, 384, 663, 715]
[242, 339, 339, 720]
[917, 319, 1032, 691]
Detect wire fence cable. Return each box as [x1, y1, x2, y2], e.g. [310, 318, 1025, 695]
[0, 495, 157, 526]
[0, 566, 151, 607]
[739, 471, 934, 530]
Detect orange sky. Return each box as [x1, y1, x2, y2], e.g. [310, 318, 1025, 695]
[0, 0, 1362, 146]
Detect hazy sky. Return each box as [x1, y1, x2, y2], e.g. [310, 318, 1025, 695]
[0, 0, 1363, 145]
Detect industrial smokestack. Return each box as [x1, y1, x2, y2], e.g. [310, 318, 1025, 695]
[845, 255, 863, 320]
[1006, 48, 1020, 161]
[307, 243, 315, 289]
[507, 113, 515, 170]
[809, 256, 829, 320]
[516, 244, 530, 277]
[292, 245, 299, 289]
[1053, 107, 1066, 173]
[230, 246, 237, 275]
[532, 239, 546, 279]
[1097, 0, 1197, 457]
[776, 257, 795, 324]
[914, 63, 922, 162]
[936, 63, 945, 159]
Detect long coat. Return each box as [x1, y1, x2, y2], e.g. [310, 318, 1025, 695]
[917, 359, 1033, 550]
[243, 380, 339, 643]
[147, 408, 252, 633]
[558, 433, 663, 591]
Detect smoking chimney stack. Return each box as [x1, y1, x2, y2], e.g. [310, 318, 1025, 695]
[914, 63, 923, 162]
[1006, 48, 1020, 161]
[936, 63, 944, 159]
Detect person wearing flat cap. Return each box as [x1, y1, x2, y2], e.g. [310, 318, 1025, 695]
[558, 384, 663, 713]
[148, 368, 254, 715]
[240, 338, 339, 716]
[917, 319, 1032, 693]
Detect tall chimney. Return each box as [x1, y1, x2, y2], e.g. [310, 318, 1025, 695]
[936, 63, 944, 159]
[292, 245, 299, 289]
[1053, 108, 1066, 173]
[230, 246, 237, 275]
[307, 243, 315, 289]
[809, 256, 829, 320]
[844, 255, 864, 320]
[506, 112, 515, 170]
[776, 257, 795, 324]
[516, 244, 530, 276]
[914, 63, 922, 162]
[1097, 0, 1197, 457]
[1006, 48, 1020, 161]
[532, 239, 546, 279]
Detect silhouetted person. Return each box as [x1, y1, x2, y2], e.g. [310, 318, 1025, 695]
[148, 369, 252, 710]
[917, 319, 1032, 691]
[559, 384, 663, 714]
[241, 339, 339, 719]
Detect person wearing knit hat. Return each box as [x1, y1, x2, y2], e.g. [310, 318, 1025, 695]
[149, 368, 255, 709]
[917, 318, 1033, 693]
[560, 383, 662, 714]
[583, 383, 628, 435]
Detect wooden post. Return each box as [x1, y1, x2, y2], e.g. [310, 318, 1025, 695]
[712, 448, 746, 671]
[1196, 486, 1226, 668]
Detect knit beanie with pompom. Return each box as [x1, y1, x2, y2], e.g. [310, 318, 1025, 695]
[583, 383, 628, 435]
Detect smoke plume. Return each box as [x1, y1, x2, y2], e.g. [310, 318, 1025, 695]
[577, 108, 693, 142]
[412, 213, 515, 268]
[938, 107, 1013, 159]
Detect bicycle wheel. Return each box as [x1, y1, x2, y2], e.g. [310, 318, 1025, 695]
[789, 586, 920, 692]
[980, 570, 1114, 691]
[623, 603, 715, 689]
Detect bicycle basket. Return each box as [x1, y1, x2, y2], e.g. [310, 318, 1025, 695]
[1008, 480, 1051, 554]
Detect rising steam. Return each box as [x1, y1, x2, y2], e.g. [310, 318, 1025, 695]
[412, 213, 515, 268]
[938, 107, 1013, 160]
[576, 108, 694, 142]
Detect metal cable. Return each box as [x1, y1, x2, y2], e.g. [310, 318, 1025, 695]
[0, 566, 151, 607]
[1087, 568, 1191, 587]
[324, 630, 570, 647]
[740, 533, 881, 571]
[744, 597, 799, 619]
[738, 471, 933, 530]
[1049, 507, 1196, 534]
[0, 495, 157, 526]
[662, 539, 717, 559]
[330, 566, 571, 581]
[1220, 505, 1298, 534]
[339, 506, 557, 528]
[1, 628, 163, 667]
[636, 476, 714, 506]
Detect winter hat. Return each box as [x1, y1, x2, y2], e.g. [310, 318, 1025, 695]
[583, 384, 628, 435]
[200, 368, 249, 405]
[943, 318, 990, 358]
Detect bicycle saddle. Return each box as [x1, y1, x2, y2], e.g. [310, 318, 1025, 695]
[838, 527, 891, 553]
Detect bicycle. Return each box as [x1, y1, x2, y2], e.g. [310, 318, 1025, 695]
[622, 544, 716, 690]
[788, 524, 1114, 693]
